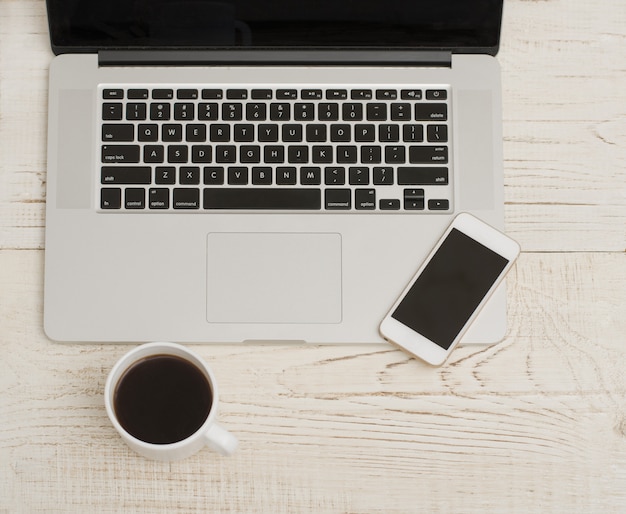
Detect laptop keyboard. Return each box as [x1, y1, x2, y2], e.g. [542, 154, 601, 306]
[99, 85, 452, 213]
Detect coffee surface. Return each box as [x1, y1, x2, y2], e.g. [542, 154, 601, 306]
[114, 354, 212, 444]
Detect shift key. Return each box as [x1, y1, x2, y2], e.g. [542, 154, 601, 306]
[101, 166, 151, 184]
[101, 144, 140, 163]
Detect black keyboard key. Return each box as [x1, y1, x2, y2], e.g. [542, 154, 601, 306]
[101, 145, 140, 163]
[258, 124, 279, 142]
[138, 124, 158, 142]
[398, 167, 449, 185]
[379, 124, 400, 142]
[128, 89, 149, 99]
[186, 124, 207, 142]
[294, 103, 315, 121]
[277, 89, 297, 99]
[173, 188, 200, 209]
[282, 124, 302, 142]
[342, 103, 363, 121]
[324, 167, 345, 185]
[150, 103, 171, 120]
[210, 124, 230, 142]
[202, 89, 223, 99]
[300, 167, 321, 185]
[403, 125, 424, 142]
[126, 103, 147, 121]
[330, 124, 351, 142]
[366, 103, 387, 121]
[287, 146, 309, 163]
[155, 167, 176, 184]
[404, 188, 425, 210]
[204, 188, 321, 210]
[326, 89, 348, 100]
[351, 89, 372, 100]
[180, 167, 201, 185]
[336, 146, 357, 164]
[223, 103, 243, 120]
[167, 145, 188, 163]
[319, 103, 339, 121]
[415, 103, 447, 121]
[246, 103, 266, 121]
[226, 89, 248, 99]
[312, 146, 332, 164]
[152, 89, 174, 99]
[264, 146, 285, 163]
[306, 124, 327, 142]
[177, 89, 198, 99]
[252, 89, 273, 99]
[302, 89, 322, 99]
[240, 145, 261, 163]
[427, 125, 448, 142]
[390, 103, 411, 121]
[373, 167, 394, 185]
[191, 145, 212, 163]
[101, 188, 122, 209]
[174, 103, 195, 120]
[325, 189, 351, 210]
[101, 166, 151, 184]
[380, 199, 400, 210]
[102, 124, 134, 142]
[103, 89, 124, 99]
[361, 146, 381, 164]
[144, 145, 165, 163]
[408, 146, 448, 164]
[215, 145, 237, 163]
[162, 124, 183, 142]
[102, 103, 123, 120]
[401, 89, 422, 100]
[252, 167, 272, 185]
[234, 124, 255, 142]
[426, 89, 447, 100]
[270, 103, 291, 121]
[355, 189, 376, 210]
[125, 188, 145, 209]
[354, 124, 375, 142]
[376, 89, 397, 100]
[276, 167, 297, 185]
[198, 103, 219, 120]
[428, 199, 450, 210]
[149, 188, 169, 209]
[204, 167, 224, 184]
[228, 166, 248, 186]
[384, 145, 406, 164]
[349, 167, 369, 185]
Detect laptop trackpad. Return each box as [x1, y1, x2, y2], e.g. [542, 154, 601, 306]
[207, 233, 342, 324]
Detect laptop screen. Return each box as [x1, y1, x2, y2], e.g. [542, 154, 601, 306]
[47, 0, 503, 55]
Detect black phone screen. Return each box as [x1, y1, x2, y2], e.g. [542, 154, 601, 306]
[391, 228, 509, 349]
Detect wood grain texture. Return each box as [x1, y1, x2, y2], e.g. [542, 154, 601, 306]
[1, 0, 625, 512]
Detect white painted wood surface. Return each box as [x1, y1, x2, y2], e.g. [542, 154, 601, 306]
[1, 0, 625, 512]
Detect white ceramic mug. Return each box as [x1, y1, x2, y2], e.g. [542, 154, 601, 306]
[105, 342, 238, 461]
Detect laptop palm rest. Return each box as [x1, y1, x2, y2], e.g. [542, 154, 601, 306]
[207, 233, 342, 324]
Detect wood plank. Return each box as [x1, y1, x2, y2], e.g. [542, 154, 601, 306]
[1, 249, 625, 511]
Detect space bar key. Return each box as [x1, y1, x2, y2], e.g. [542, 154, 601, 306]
[203, 188, 321, 210]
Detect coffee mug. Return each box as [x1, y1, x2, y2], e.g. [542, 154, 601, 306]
[105, 342, 238, 461]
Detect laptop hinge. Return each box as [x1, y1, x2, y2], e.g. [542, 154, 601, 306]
[98, 49, 452, 67]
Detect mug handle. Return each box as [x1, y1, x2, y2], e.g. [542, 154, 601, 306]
[204, 423, 239, 455]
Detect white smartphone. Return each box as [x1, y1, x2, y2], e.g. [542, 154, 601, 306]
[380, 213, 520, 366]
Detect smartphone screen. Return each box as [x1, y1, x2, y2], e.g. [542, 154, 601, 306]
[391, 228, 510, 350]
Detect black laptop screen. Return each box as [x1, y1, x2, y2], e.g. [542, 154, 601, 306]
[47, 0, 503, 55]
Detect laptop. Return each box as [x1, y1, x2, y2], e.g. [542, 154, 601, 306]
[43, 0, 507, 345]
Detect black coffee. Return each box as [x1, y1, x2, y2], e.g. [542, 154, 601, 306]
[113, 354, 212, 444]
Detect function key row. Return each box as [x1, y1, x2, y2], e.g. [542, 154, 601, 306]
[102, 88, 448, 102]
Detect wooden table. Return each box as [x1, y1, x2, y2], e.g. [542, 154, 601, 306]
[1, 1, 625, 511]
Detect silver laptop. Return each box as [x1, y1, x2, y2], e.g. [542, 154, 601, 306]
[44, 0, 507, 344]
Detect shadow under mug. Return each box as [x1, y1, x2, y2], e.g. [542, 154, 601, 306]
[104, 342, 238, 461]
